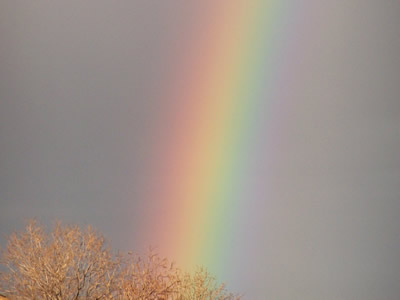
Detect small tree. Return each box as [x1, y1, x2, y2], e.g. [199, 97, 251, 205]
[0, 220, 121, 300]
[174, 268, 240, 300]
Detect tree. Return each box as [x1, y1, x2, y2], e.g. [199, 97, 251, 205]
[0, 220, 240, 300]
[174, 268, 240, 300]
[0, 220, 121, 300]
[116, 254, 240, 300]
[116, 250, 180, 300]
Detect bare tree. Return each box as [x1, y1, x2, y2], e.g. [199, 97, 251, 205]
[116, 250, 181, 300]
[173, 268, 240, 300]
[116, 254, 240, 300]
[0, 220, 240, 300]
[0, 220, 120, 300]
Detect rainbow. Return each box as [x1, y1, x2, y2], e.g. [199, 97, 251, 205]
[146, 0, 295, 281]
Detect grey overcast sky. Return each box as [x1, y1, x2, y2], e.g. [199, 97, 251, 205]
[1, 1, 400, 299]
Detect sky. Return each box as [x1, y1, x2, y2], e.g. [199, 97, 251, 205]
[1, 1, 400, 299]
